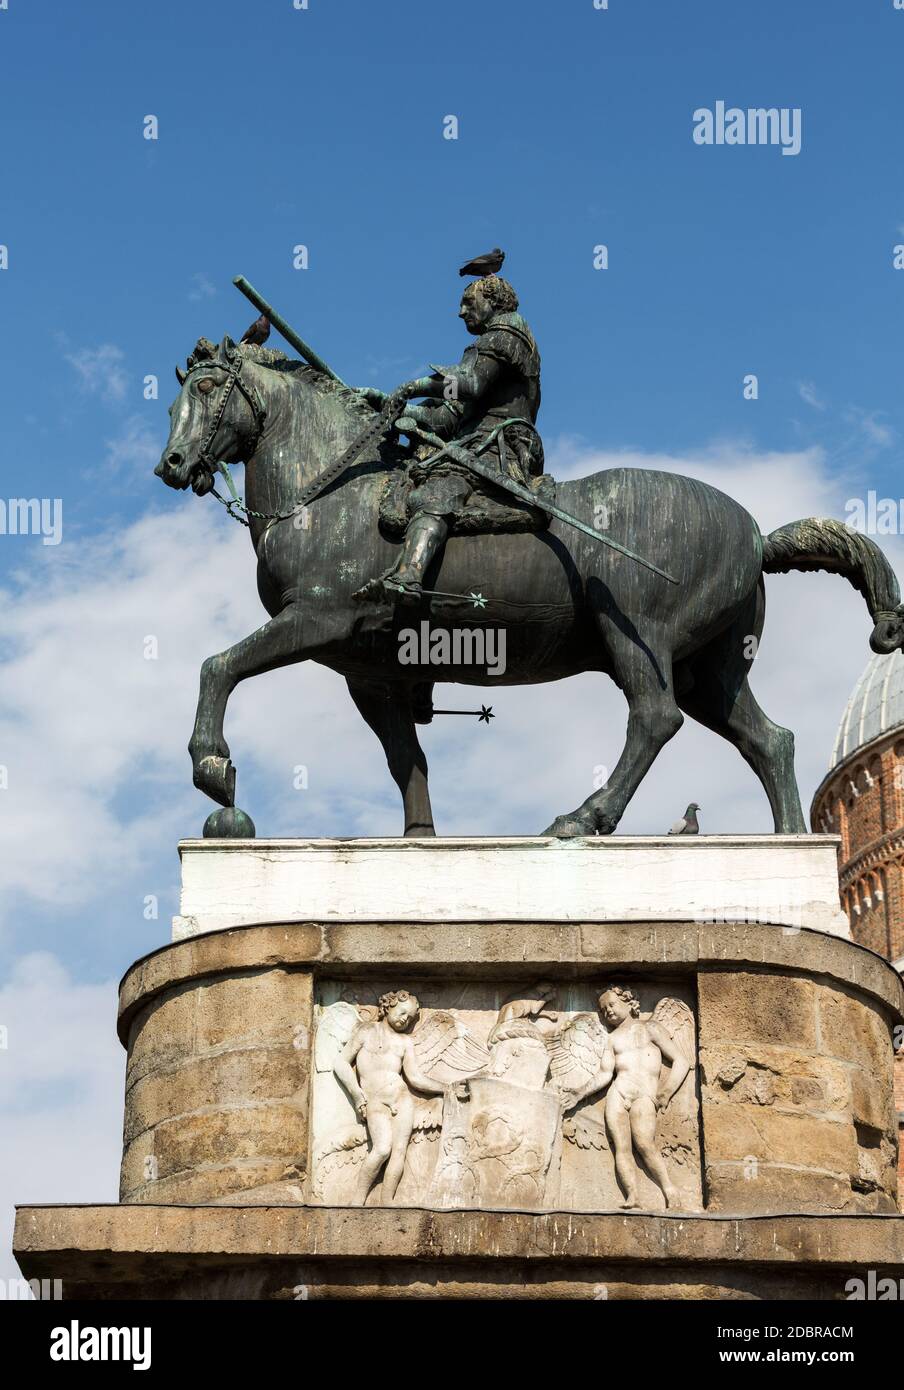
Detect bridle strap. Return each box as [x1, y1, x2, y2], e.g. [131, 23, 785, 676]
[191, 354, 266, 474]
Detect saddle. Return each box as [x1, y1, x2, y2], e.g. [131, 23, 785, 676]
[379, 469, 557, 538]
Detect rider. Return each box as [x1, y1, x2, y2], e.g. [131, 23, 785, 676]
[353, 274, 543, 603]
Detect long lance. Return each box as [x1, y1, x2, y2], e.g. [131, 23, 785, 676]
[411, 428, 678, 584]
[233, 275, 349, 386]
[231, 277, 677, 583]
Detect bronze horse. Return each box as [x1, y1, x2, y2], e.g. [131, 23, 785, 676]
[156, 335, 904, 838]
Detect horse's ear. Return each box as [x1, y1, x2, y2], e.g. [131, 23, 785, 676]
[218, 334, 237, 363]
[175, 365, 187, 385]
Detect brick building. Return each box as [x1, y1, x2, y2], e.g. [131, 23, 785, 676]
[810, 649, 904, 1198]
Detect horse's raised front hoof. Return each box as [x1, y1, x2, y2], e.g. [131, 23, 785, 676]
[193, 754, 236, 807]
[203, 805, 256, 838]
[540, 812, 596, 838]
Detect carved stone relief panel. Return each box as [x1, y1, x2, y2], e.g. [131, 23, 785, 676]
[310, 979, 702, 1212]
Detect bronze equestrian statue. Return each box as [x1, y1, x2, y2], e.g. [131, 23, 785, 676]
[155, 287, 904, 839]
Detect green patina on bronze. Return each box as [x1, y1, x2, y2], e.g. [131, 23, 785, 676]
[155, 271, 904, 840]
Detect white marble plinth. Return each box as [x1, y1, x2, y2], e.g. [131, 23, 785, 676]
[172, 835, 849, 941]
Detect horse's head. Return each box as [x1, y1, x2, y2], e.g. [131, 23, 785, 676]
[156, 335, 266, 495]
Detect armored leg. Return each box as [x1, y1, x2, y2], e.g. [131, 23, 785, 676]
[353, 472, 471, 605]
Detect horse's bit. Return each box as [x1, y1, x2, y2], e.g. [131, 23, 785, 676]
[192, 361, 410, 528]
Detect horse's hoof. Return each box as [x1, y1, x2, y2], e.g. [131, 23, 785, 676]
[203, 805, 256, 838]
[194, 755, 236, 807]
[541, 813, 594, 838]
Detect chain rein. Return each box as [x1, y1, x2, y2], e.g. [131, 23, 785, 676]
[194, 365, 410, 529]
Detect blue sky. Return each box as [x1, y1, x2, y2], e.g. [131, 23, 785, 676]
[2, 0, 904, 1277]
[2, 0, 903, 483]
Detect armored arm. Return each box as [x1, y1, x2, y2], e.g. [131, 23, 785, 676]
[415, 351, 505, 404]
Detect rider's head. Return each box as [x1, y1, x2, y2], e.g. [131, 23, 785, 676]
[459, 276, 518, 335]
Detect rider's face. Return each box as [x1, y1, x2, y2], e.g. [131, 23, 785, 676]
[459, 287, 491, 335]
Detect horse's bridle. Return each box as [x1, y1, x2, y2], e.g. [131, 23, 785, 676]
[191, 353, 267, 480]
[183, 361, 412, 528]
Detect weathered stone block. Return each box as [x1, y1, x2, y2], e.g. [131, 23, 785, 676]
[704, 1162, 896, 1214]
[702, 1102, 857, 1177]
[123, 1043, 304, 1145]
[850, 1068, 895, 1136]
[699, 969, 820, 1049]
[818, 984, 894, 1072]
[151, 1101, 305, 1178]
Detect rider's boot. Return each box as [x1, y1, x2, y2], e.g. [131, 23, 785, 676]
[353, 512, 448, 604]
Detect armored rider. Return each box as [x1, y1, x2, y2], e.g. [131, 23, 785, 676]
[353, 274, 543, 603]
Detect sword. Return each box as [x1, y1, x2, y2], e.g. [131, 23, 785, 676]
[408, 428, 678, 584]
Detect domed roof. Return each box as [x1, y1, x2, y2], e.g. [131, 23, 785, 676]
[831, 648, 904, 769]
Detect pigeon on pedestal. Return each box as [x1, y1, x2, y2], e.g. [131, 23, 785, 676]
[668, 802, 701, 835]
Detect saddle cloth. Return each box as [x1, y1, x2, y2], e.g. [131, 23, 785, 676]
[379, 469, 556, 538]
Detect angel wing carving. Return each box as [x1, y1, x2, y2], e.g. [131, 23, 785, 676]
[311, 1122, 367, 1200]
[546, 1012, 611, 1104]
[649, 996, 696, 1070]
[313, 1000, 362, 1073]
[411, 1010, 490, 1084]
[562, 1110, 609, 1151]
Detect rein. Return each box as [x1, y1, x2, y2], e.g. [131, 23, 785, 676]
[191, 359, 409, 529]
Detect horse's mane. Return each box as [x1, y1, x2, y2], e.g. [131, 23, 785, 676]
[188, 337, 374, 420]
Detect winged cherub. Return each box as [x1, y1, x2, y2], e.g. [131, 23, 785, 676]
[332, 990, 488, 1205]
[549, 986, 693, 1209]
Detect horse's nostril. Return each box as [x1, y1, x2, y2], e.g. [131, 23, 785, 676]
[167, 451, 184, 469]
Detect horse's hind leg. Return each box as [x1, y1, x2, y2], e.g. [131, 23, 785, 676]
[542, 630, 684, 837]
[346, 677, 436, 837]
[673, 589, 806, 833]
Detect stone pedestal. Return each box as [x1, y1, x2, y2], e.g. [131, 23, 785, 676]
[14, 835, 904, 1300]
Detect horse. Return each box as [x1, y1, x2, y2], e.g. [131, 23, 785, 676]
[156, 334, 904, 838]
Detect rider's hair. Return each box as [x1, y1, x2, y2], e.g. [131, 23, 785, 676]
[468, 275, 519, 313]
[600, 983, 641, 1016]
[377, 989, 419, 1017]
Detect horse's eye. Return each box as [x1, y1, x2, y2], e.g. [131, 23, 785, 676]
[197, 378, 215, 394]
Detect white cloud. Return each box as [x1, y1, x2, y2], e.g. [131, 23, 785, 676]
[0, 954, 122, 1285]
[1, 441, 899, 913]
[188, 273, 217, 303]
[64, 344, 129, 405]
[798, 381, 826, 410]
[842, 406, 895, 450]
[102, 414, 160, 475]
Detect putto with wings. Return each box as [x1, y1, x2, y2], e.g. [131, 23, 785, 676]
[317, 991, 490, 1206]
[548, 985, 695, 1209]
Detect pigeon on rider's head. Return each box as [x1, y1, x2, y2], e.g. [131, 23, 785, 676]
[668, 802, 701, 835]
[459, 247, 505, 277]
[240, 313, 270, 347]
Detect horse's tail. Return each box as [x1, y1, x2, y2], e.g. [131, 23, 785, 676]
[762, 517, 904, 654]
